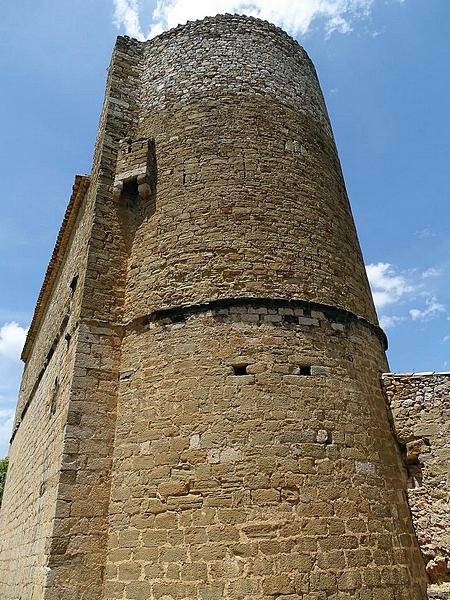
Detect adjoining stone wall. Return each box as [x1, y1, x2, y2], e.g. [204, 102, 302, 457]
[41, 36, 143, 600]
[12, 177, 89, 430]
[0, 333, 78, 599]
[0, 35, 142, 600]
[0, 180, 90, 598]
[383, 373, 450, 599]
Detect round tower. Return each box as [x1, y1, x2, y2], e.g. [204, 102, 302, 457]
[105, 15, 427, 599]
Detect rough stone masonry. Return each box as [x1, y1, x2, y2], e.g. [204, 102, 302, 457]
[384, 373, 450, 599]
[0, 13, 446, 600]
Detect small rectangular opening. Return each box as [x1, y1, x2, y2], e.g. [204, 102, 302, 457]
[123, 178, 139, 200]
[233, 365, 248, 376]
[298, 366, 312, 376]
[70, 275, 78, 294]
[283, 314, 298, 324]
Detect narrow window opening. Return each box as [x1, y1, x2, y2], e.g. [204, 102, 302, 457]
[122, 178, 139, 200]
[70, 275, 78, 294]
[406, 463, 423, 489]
[60, 315, 69, 335]
[303, 307, 311, 317]
[46, 344, 56, 364]
[233, 365, 248, 376]
[298, 366, 312, 376]
[49, 378, 60, 416]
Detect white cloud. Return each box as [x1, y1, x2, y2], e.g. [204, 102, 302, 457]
[366, 263, 449, 331]
[379, 315, 403, 330]
[153, 0, 375, 38]
[415, 226, 436, 239]
[409, 297, 446, 322]
[0, 407, 14, 457]
[113, 0, 145, 40]
[112, 0, 391, 40]
[0, 322, 27, 361]
[366, 262, 413, 310]
[422, 266, 441, 279]
[443, 335, 450, 343]
[0, 322, 27, 457]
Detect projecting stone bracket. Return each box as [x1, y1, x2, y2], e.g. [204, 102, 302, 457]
[113, 137, 156, 201]
[113, 171, 152, 201]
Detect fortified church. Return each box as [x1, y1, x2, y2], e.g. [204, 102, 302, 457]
[0, 14, 448, 600]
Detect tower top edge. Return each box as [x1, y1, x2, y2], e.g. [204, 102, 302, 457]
[116, 13, 305, 53]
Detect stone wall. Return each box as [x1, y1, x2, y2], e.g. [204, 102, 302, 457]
[0, 178, 90, 598]
[41, 35, 142, 600]
[383, 373, 450, 598]
[104, 301, 427, 599]
[0, 35, 142, 600]
[121, 15, 378, 325]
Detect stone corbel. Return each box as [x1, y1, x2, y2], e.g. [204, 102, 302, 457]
[113, 137, 155, 201]
[113, 170, 152, 201]
[137, 174, 151, 199]
[112, 180, 124, 201]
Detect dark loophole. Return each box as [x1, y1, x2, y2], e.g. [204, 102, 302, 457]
[60, 315, 69, 334]
[123, 178, 139, 199]
[46, 343, 56, 364]
[50, 378, 60, 416]
[283, 314, 298, 324]
[299, 366, 312, 376]
[233, 365, 248, 376]
[70, 275, 78, 294]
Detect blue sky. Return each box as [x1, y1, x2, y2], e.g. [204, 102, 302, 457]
[0, 0, 449, 455]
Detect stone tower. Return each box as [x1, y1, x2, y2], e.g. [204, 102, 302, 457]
[0, 14, 428, 600]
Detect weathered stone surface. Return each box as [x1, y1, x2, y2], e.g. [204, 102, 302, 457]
[0, 13, 429, 600]
[383, 372, 450, 598]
